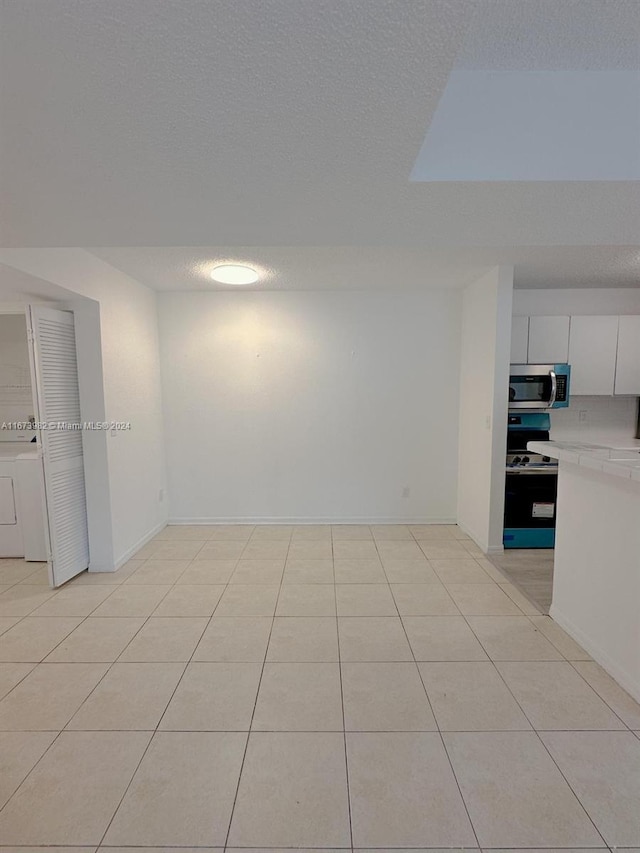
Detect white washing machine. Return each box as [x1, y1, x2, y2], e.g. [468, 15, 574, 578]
[0, 442, 47, 561]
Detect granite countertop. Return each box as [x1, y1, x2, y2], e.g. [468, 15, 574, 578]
[528, 439, 640, 483]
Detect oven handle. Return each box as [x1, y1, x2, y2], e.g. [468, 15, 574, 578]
[548, 370, 557, 408]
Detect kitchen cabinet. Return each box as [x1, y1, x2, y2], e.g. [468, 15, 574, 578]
[527, 315, 570, 364]
[568, 315, 619, 396]
[614, 315, 640, 395]
[510, 316, 529, 363]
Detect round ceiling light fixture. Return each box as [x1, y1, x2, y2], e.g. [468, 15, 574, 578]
[210, 263, 260, 285]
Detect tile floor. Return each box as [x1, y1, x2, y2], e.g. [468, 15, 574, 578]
[1, 522, 640, 850]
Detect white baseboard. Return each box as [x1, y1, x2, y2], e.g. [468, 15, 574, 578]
[108, 520, 168, 572]
[168, 516, 459, 525]
[455, 519, 503, 555]
[550, 604, 640, 704]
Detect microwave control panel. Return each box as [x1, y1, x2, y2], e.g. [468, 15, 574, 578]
[555, 375, 568, 401]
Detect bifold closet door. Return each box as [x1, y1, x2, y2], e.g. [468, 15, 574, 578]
[28, 306, 89, 587]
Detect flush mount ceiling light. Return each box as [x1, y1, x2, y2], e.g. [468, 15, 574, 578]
[210, 263, 260, 285]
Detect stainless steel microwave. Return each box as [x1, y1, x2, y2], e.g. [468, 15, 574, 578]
[509, 364, 571, 409]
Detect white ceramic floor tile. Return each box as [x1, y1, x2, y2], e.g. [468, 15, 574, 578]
[402, 616, 488, 661]
[0, 662, 109, 730]
[409, 524, 458, 540]
[431, 558, 494, 584]
[29, 586, 116, 618]
[444, 731, 603, 847]
[287, 540, 333, 560]
[445, 583, 522, 616]
[207, 524, 255, 541]
[117, 617, 207, 662]
[177, 559, 237, 584]
[419, 541, 470, 559]
[44, 617, 145, 662]
[333, 541, 379, 560]
[541, 730, 640, 847]
[283, 559, 334, 584]
[159, 662, 262, 731]
[0, 562, 47, 586]
[68, 662, 185, 730]
[249, 525, 293, 541]
[335, 583, 397, 616]
[276, 584, 336, 616]
[253, 662, 343, 731]
[228, 732, 351, 847]
[291, 524, 333, 541]
[331, 524, 372, 540]
[196, 541, 247, 560]
[241, 540, 290, 560]
[230, 559, 285, 584]
[104, 731, 246, 847]
[0, 662, 34, 699]
[342, 662, 436, 731]
[419, 662, 531, 731]
[0, 616, 21, 635]
[497, 661, 626, 730]
[125, 560, 190, 585]
[0, 586, 56, 618]
[466, 616, 564, 660]
[381, 559, 440, 583]
[376, 540, 425, 561]
[148, 541, 206, 560]
[338, 617, 412, 661]
[0, 617, 84, 662]
[498, 581, 542, 615]
[193, 617, 273, 662]
[0, 730, 57, 808]
[0, 731, 151, 845]
[215, 584, 279, 617]
[91, 585, 171, 618]
[334, 558, 386, 583]
[347, 732, 476, 847]
[529, 615, 592, 660]
[371, 524, 413, 540]
[267, 617, 339, 662]
[152, 584, 225, 617]
[391, 583, 459, 616]
[572, 660, 640, 728]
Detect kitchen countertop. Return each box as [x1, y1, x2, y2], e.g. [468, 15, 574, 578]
[528, 439, 640, 483]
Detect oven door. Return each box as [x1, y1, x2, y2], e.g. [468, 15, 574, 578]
[504, 469, 557, 530]
[509, 365, 556, 409]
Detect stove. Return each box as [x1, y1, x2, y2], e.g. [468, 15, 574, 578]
[504, 413, 558, 548]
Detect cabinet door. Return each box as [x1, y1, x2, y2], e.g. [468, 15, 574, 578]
[568, 315, 619, 395]
[614, 315, 640, 395]
[510, 316, 529, 364]
[527, 315, 570, 364]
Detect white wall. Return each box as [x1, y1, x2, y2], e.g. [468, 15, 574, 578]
[158, 290, 462, 523]
[0, 314, 33, 427]
[513, 287, 640, 443]
[458, 266, 513, 552]
[0, 249, 167, 566]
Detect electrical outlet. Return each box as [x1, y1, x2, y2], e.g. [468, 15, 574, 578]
[159, 488, 165, 502]
[402, 486, 411, 498]
[579, 410, 588, 423]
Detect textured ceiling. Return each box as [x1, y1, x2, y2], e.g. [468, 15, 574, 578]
[88, 245, 640, 291]
[0, 0, 639, 290]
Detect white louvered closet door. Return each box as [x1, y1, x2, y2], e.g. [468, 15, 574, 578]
[28, 306, 89, 587]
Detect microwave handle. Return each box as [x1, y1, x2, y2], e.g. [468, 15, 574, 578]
[548, 370, 557, 407]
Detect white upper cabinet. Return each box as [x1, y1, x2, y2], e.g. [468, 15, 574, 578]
[614, 316, 640, 395]
[568, 315, 619, 396]
[527, 315, 570, 364]
[510, 316, 529, 364]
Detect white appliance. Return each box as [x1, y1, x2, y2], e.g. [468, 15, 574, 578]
[0, 442, 47, 561]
